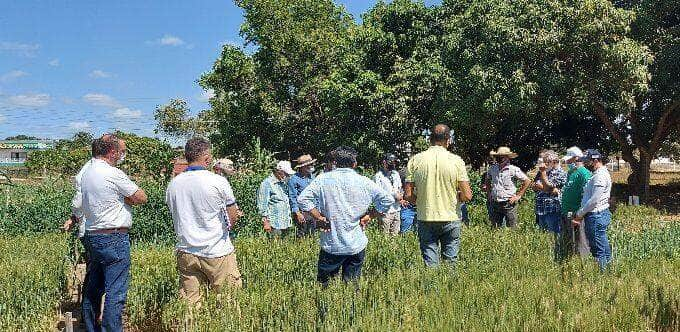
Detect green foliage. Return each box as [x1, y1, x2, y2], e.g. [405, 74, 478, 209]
[0, 233, 70, 331]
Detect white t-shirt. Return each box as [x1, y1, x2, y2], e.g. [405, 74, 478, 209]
[165, 169, 237, 258]
[72, 158, 95, 238]
[81, 159, 140, 231]
[373, 170, 403, 213]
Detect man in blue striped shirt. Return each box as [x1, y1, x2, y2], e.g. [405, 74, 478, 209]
[298, 146, 394, 286]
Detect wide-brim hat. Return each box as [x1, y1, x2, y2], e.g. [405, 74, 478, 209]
[490, 146, 518, 159]
[294, 154, 317, 168]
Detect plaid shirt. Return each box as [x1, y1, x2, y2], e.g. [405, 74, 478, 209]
[535, 168, 567, 215]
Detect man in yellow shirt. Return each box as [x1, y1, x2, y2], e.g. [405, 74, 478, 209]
[404, 124, 472, 267]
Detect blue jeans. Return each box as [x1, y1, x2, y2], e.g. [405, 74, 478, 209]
[417, 221, 461, 267]
[538, 212, 561, 234]
[82, 233, 131, 332]
[583, 210, 612, 271]
[461, 203, 469, 225]
[317, 249, 365, 287]
[400, 205, 417, 233]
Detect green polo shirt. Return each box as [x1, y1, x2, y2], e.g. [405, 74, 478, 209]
[405, 146, 469, 222]
[560, 166, 592, 214]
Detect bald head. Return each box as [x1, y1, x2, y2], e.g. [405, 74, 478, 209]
[431, 124, 451, 145]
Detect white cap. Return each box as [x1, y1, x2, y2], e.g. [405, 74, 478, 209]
[276, 161, 295, 175]
[562, 146, 584, 161]
[214, 158, 234, 171]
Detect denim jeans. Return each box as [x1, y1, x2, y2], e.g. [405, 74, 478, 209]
[461, 203, 469, 225]
[417, 221, 461, 267]
[82, 233, 131, 332]
[538, 212, 561, 234]
[584, 210, 612, 271]
[400, 205, 417, 233]
[317, 249, 365, 287]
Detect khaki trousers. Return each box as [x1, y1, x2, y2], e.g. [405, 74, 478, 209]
[379, 212, 400, 236]
[177, 251, 242, 305]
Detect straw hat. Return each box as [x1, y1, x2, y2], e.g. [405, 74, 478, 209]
[294, 154, 317, 168]
[490, 146, 518, 159]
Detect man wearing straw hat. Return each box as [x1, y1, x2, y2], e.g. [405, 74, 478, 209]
[485, 146, 531, 228]
[288, 154, 318, 237]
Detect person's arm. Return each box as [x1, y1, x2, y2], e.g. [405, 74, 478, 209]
[297, 180, 325, 230]
[539, 170, 555, 192]
[458, 181, 472, 202]
[576, 176, 606, 219]
[125, 189, 147, 206]
[288, 177, 305, 223]
[114, 170, 147, 206]
[365, 181, 395, 228]
[226, 203, 241, 226]
[509, 167, 530, 204]
[403, 159, 417, 204]
[256, 180, 272, 232]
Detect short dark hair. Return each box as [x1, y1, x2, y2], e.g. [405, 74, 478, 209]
[431, 124, 451, 143]
[185, 137, 211, 163]
[332, 146, 358, 168]
[91, 138, 103, 157]
[99, 134, 121, 156]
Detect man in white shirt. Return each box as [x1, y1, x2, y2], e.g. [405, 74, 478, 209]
[373, 154, 407, 235]
[166, 137, 243, 306]
[80, 134, 147, 332]
[572, 149, 613, 271]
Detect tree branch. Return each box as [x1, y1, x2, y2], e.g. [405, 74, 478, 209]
[592, 102, 637, 165]
[649, 99, 680, 154]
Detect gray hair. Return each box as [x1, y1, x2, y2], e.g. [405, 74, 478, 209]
[185, 137, 211, 163]
[541, 150, 559, 162]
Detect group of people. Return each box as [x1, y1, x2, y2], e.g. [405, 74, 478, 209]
[63, 124, 613, 331]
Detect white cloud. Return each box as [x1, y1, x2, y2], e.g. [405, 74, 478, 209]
[159, 34, 185, 46]
[111, 107, 142, 119]
[48, 59, 60, 67]
[0, 41, 40, 57]
[89, 70, 112, 79]
[0, 70, 28, 82]
[148, 34, 193, 48]
[69, 121, 91, 131]
[198, 89, 216, 103]
[82, 93, 122, 108]
[7, 94, 50, 107]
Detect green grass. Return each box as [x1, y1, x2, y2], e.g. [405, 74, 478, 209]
[0, 233, 70, 331]
[123, 223, 679, 331]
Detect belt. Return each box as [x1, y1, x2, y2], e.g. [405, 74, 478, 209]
[585, 209, 609, 217]
[88, 227, 129, 234]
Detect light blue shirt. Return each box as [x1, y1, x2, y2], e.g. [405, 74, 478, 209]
[297, 168, 395, 255]
[256, 174, 293, 230]
[577, 166, 612, 217]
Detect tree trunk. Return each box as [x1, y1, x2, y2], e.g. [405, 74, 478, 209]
[628, 154, 652, 203]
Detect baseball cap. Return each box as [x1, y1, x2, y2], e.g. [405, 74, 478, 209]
[561, 146, 584, 161]
[383, 153, 398, 163]
[276, 161, 295, 175]
[214, 158, 234, 171]
[579, 149, 603, 162]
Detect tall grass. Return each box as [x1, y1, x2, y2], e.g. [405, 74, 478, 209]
[0, 233, 70, 331]
[125, 226, 679, 331]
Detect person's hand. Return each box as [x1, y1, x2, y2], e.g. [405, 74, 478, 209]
[400, 199, 410, 208]
[395, 193, 404, 201]
[62, 217, 73, 232]
[508, 194, 522, 204]
[295, 212, 306, 224]
[572, 215, 583, 226]
[317, 216, 331, 232]
[359, 214, 371, 230]
[263, 218, 272, 233]
[551, 188, 560, 196]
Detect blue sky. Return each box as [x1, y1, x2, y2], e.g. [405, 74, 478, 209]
[0, 0, 438, 140]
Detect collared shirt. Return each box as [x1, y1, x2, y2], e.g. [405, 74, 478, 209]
[81, 159, 140, 231]
[534, 167, 567, 215]
[297, 168, 394, 255]
[257, 174, 293, 230]
[486, 163, 529, 202]
[405, 146, 469, 222]
[72, 158, 95, 238]
[373, 170, 402, 213]
[288, 172, 314, 213]
[577, 167, 611, 217]
[166, 170, 236, 258]
[561, 166, 592, 214]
